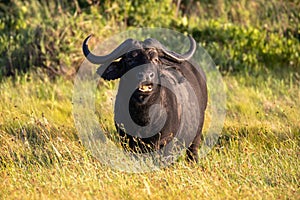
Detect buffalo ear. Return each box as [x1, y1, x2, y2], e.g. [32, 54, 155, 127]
[96, 61, 125, 81]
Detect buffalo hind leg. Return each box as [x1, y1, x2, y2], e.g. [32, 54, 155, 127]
[187, 114, 205, 163]
[186, 129, 203, 163]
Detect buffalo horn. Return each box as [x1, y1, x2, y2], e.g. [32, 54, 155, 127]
[161, 35, 196, 61]
[82, 35, 135, 64]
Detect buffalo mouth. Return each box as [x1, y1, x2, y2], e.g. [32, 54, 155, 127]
[138, 82, 153, 93]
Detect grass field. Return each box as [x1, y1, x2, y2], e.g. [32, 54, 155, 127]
[0, 68, 299, 199]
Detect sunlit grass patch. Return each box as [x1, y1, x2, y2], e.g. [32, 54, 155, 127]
[0, 68, 299, 199]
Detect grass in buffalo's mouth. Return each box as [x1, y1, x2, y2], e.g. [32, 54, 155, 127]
[0, 69, 299, 199]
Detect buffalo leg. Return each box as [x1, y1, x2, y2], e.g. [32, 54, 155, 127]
[186, 133, 202, 163]
[186, 118, 204, 163]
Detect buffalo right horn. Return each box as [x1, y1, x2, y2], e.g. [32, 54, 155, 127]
[82, 35, 136, 64]
[143, 35, 196, 61]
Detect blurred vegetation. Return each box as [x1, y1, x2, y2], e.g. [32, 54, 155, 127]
[0, 0, 299, 78]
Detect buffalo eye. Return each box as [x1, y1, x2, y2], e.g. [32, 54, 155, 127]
[148, 49, 159, 63]
[153, 57, 159, 63]
[131, 51, 138, 58]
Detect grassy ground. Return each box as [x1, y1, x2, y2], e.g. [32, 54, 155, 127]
[0, 67, 299, 199]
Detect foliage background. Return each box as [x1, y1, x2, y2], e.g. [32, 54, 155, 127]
[0, 0, 299, 199]
[0, 0, 299, 77]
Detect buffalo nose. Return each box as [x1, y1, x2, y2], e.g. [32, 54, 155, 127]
[137, 71, 155, 81]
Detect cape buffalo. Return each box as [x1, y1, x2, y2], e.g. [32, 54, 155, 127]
[82, 35, 207, 163]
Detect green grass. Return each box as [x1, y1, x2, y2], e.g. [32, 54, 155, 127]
[0, 69, 299, 199]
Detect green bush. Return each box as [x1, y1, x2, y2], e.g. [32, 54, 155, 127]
[0, 0, 92, 78]
[0, 0, 299, 79]
[190, 21, 300, 73]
